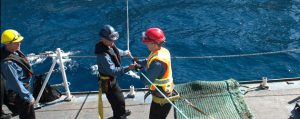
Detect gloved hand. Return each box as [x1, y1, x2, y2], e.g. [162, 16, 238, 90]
[135, 64, 142, 71]
[133, 57, 139, 63]
[132, 57, 142, 71]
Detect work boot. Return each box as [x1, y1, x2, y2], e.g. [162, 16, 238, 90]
[124, 110, 131, 116]
[108, 110, 131, 119]
[1, 113, 12, 119]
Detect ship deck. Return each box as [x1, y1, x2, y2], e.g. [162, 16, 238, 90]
[3, 80, 300, 119]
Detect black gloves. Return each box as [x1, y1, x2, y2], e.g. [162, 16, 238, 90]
[132, 57, 142, 71]
[133, 57, 139, 63]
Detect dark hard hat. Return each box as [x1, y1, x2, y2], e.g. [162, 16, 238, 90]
[99, 25, 119, 41]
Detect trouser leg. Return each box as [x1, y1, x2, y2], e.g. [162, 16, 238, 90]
[1, 78, 4, 113]
[3, 91, 18, 116]
[149, 101, 172, 119]
[15, 96, 35, 119]
[2, 79, 18, 116]
[106, 81, 126, 119]
[98, 87, 103, 119]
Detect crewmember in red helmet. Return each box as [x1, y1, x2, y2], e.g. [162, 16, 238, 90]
[134, 28, 175, 119]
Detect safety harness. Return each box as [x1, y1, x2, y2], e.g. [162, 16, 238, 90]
[94, 42, 121, 93]
[1, 47, 33, 80]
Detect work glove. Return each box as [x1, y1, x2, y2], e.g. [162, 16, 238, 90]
[131, 57, 142, 71]
[135, 64, 142, 71]
[133, 57, 139, 63]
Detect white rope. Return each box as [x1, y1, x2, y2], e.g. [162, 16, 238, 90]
[172, 48, 300, 59]
[27, 48, 300, 59]
[126, 0, 130, 51]
[140, 72, 189, 119]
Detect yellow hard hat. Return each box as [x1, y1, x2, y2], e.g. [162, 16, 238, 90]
[1, 29, 24, 44]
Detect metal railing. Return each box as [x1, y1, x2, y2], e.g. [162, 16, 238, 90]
[35, 48, 73, 108]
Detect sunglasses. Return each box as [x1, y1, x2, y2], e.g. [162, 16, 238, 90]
[108, 32, 119, 41]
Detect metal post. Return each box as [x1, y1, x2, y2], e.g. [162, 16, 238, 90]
[35, 57, 57, 107]
[259, 77, 269, 89]
[57, 48, 72, 101]
[261, 77, 268, 87]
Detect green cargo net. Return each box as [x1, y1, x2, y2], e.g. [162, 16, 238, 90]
[174, 79, 253, 119]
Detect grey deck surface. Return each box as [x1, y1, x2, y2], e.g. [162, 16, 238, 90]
[3, 80, 300, 119]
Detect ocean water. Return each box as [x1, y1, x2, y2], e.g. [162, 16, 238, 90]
[1, 0, 300, 92]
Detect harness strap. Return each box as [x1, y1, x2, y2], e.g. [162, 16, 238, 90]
[143, 91, 151, 103]
[153, 78, 170, 85]
[100, 76, 110, 80]
[144, 90, 180, 105]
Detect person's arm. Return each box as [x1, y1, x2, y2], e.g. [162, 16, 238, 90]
[140, 60, 166, 85]
[118, 48, 126, 56]
[97, 54, 130, 76]
[118, 48, 131, 57]
[1, 61, 34, 103]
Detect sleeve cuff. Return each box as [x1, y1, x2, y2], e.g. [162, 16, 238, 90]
[24, 94, 34, 103]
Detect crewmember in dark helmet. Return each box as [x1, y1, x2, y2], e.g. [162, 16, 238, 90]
[95, 25, 137, 119]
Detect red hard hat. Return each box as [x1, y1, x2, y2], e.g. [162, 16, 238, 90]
[142, 28, 165, 44]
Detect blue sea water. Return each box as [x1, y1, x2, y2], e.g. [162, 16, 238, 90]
[1, 0, 300, 92]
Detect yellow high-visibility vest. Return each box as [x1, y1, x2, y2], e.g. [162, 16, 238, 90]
[147, 47, 174, 95]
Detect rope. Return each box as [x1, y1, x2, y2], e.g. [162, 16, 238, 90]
[126, 0, 130, 51]
[27, 48, 300, 59]
[140, 72, 189, 119]
[181, 98, 214, 119]
[172, 48, 300, 59]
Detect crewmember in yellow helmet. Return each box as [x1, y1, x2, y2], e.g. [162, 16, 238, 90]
[134, 28, 175, 119]
[1, 29, 36, 119]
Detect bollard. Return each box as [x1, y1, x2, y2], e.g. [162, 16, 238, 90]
[127, 85, 135, 98]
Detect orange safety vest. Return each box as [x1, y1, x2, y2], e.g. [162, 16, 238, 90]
[147, 47, 174, 95]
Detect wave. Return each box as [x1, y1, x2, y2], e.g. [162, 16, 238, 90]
[289, 0, 300, 22]
[27, 50, 80, 66]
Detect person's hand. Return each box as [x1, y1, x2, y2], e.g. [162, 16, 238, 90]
[124, 50, 131, 57]
[133, 57, 139, 63]
[29, 98, 35, 105]
[128, 63, 137, 70]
